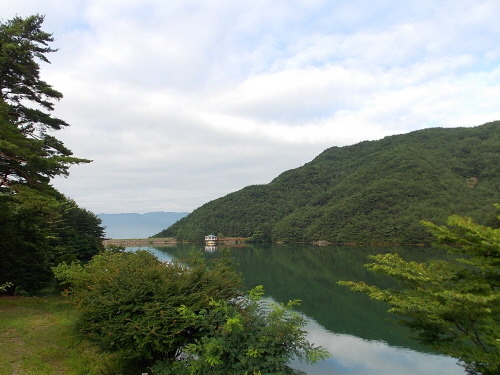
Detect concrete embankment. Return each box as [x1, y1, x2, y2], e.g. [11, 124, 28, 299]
[103, 238, 177, 246]
[103, 237, 248, 247]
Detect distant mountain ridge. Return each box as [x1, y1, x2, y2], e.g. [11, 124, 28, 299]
[156, 121, 499, 244]
[99, 212, 189, 239]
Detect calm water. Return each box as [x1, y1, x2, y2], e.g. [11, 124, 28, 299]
[126, 244, 465, 375]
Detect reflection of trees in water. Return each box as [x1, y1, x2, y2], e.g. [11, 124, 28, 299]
[150, 244, 450, 352]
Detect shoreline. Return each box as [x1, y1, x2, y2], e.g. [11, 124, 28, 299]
[102, 238, 177, 246]
[103, 238, 427, 247]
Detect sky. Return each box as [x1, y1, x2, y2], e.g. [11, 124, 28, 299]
[2, 1, 500, 214]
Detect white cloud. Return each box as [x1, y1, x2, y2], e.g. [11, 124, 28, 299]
[2, 1, 500, 213]
[297, 319, 463, 375]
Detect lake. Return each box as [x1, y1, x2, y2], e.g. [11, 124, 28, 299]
[126, 244, 465, 375]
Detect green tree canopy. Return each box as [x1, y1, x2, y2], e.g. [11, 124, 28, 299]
[0, 186, 104, 293]
[0, 14, 88, 191]
[1, 14, 63, 131]
[339, 210, 500, 375]
[158, 122, 500, 244]
[0, 15, 101, 294]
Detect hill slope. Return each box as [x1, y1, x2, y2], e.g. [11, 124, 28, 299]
[99, 212, 189, 239]
[156, 121, 499, 244]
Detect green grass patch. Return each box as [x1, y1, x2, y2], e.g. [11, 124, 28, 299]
[0, 295, 122, 375]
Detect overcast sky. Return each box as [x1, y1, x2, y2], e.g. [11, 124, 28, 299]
[3, 1, 500, 214]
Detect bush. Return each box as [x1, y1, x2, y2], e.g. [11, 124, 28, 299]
[53, 250, 328, 374]
[151, 286, 329, 375]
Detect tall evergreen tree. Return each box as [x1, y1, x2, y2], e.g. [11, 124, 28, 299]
[0, 15, 102, 293]
[0, 14, 88, 191]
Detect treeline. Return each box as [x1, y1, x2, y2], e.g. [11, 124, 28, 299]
[0, 187, 104, 293]
[157, 121, 500, 243]
[0, 15, 104, 294]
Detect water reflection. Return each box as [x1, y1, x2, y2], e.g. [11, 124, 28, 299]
[293, 318, 461, 375]
[126, 246, 175, 262]
[127, 244, 465, 375]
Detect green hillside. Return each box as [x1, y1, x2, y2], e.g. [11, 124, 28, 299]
[156, 121, 500, 244]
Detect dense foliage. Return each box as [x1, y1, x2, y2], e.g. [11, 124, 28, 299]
[0, 186, 104, 292]
[0, 15, 103, 293]
[339, 212, 500, 375]
[53, 250, 328, 374]
[157, 122, 499, 244]
[0, 15, 88, 189]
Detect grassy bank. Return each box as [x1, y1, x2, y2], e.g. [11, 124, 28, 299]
[0, 295, 120, 375]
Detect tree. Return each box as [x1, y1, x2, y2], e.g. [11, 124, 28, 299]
[50, 195, 105, 261]
[0, 186, 104, 293]
[159, 122, 500, 245]
[0, 187, 56, 292]
[339, 210, 500, 375]
[53, 250, 329, 374]
[0, 14, 89, 191]
[0, 15, 99, 294]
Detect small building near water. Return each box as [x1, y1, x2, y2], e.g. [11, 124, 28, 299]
[204, 234, 218, 245]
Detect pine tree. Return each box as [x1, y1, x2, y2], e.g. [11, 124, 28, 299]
[0, 14, 88, 191]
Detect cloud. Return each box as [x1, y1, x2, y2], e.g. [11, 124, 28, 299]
[294, 318, 463, 375]
[2, 1, 500, 213]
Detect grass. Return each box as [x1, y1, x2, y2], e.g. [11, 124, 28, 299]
[0, 294, 122, 375]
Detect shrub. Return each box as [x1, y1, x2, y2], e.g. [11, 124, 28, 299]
[151, 285, 329, 375]
[53, 250, 328, 373]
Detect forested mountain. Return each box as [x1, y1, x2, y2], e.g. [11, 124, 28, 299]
[98, 212, 189, 239]
[156, 121, 499, 244]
